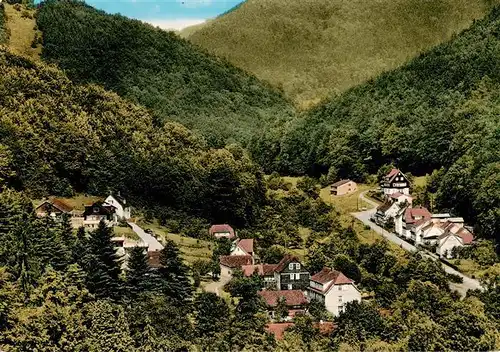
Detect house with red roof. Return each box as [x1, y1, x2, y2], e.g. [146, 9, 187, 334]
[258, 290, 308, 321]
[380, 168, 410, 197]
[241, 264, 277, 287]
[437, 223, 474, 258]
[308, 267, 361, 316]
[273, 255, 310, 291]
[209, 224, 235, 239]
[35, 198, 74, 219]
[230, 238, 254, 257]
[219, 255, 253, 277]
[395, 206, 432, 239]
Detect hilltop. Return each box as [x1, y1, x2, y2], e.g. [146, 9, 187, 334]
[35, 0, 295, 147]
[185, 0, 500, 107]
[262, 6, 500, 241]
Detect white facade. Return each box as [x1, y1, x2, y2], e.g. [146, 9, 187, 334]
[438, 234, 464, 258]
[383, 187, 410, 196]
[309, 281, 361, 316]
[105, 195, 131, 220]
[230, 246, 247, 256]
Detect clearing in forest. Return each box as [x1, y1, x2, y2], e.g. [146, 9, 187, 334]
[4, 3, 41, 60]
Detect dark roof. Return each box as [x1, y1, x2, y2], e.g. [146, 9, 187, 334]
[147, 251, 162, 268]
[332, 179, 352, 187]
[241, 264, 277, 277]
[209, 224, 235, 238]
[310, 267, 354, 294]
[274, 255, 302, 273]
[377, 202, 392, 213]
[219, 255, 252, 268]
[236, 239, 254, 254]
[258, 290, 307, 307]
[36, 199, 74, 213]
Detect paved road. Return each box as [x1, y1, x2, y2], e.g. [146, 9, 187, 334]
[204, 273, 231, 296]
[352, 191, 482, 296]
[128, 222, 164, 251]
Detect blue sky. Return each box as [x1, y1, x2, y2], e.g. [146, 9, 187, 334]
[84, 0, 245, 30]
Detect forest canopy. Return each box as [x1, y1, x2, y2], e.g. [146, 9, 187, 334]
[35, 0, 295, 148]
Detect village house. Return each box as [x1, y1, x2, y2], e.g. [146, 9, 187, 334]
[373, 192, 412, 227]
[395, 206, 432, 239]
[219, 255, 253, 277]
[209, 224, 235, 239]
[258, 290, 308, 321]
[241, 264, 277, 287]
[330, 179, 357, 196]
[273, 255, 310, 291]
[437, 223, 474, 258]
[35, 198, 74, 219]
[380, 168, 410, 197]
[230, 238, 254, 257]
[307, 267, 361, 316]
[105, 193, 131, 220]
[83, 201, 117, 228]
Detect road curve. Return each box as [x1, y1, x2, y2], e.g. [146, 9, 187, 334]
[128, 222, 164, 251]
[204, 273, 232, 296]
[352, 191, 482, 296]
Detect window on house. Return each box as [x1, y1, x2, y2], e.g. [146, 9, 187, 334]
[296, 263, 300, 270]
[339, 296, 343, 302]
[288, 263, 293, 270]
[294, 273, 301, 280]
[287, 284, 293, 290]
[338, 286, 342, 291]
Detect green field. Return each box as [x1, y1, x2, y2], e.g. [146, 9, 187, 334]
[113, 225, 139, 241]
[185, 0, 498, 107]
[137, 221, 212, 264]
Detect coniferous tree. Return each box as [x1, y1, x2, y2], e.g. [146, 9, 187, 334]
[84, 220, 123, 300]
[72, 226, 88, 266]
[126, 246, 153, 298]
[157, 240, 192, 304]
[193, 292, 229, 338]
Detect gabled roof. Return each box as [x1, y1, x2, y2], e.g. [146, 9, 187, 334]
[311, 267, 353, 286]
[236, 239, 254, 254]
[209, 224, 235, 238]
[390, 192, 404, 199]
[219, 255, 252, 268]
[438, 222, 474, 244]
[274, 255, 303, 273]
[36, 199, 74, 213]
[241, 264, 277, 277]
[404, 206, 432, 225]
[376, 202, 392, 213]
[258, 290, 307, 307]
[332, 179, 352, 187]
[108, 193, 127, 207]
[386, 168, 400, 179]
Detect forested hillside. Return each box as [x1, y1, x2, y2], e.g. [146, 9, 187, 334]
[185, 0, 499, 107]
[0, 3, 8, 44]
[254, 6, 500, 241]
[35, 0, 295, 147]
[0, 47, 266, 227]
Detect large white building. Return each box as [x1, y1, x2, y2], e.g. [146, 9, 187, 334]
[307, 267, 361, 316]
[105, 194, 131, 220]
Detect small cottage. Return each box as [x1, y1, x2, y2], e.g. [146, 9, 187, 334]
[105, 193, 131, 220]
[258, 290, 308, 321]
[209, 224, 235, 239]
[330, 180, 357, 196]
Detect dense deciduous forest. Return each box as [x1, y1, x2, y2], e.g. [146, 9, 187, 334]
[0, 48, 266, 227]
[35, 0, 295, 147]
[252, 8, 500, 242]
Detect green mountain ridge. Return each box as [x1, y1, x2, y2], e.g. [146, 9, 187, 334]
[36, 0, 295, 147]
[260, 5, 500, 240]
[185, 0, 500, 107]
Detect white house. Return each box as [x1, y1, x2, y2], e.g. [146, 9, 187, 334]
[307, 267, 361, 316]
[398, 206, 432, 239]
[436, 222, 474, 258]
[380, 169, 411, 197]
[105, 194, 131, 220]
[230, 238, 254, 257]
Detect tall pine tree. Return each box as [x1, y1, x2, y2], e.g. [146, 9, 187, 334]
[84, 220, 123, 300]
[126, 246, 155, 298]
[158, 240, 192, 304]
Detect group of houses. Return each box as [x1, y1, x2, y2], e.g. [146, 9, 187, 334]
[373, 169, 474, 258]
[214, 224, 361, 322]
[35, 194, 147, 260]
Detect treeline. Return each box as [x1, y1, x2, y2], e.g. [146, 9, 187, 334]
[0, 48, 265, 227]
[35, 0, 295, 147]
[0, 3, 8, 44]
[252, 7, 500, 241]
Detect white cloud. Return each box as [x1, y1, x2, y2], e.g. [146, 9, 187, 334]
[145, 18, 206, 31]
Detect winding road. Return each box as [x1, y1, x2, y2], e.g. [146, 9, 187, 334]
[204, 273, 232, 296]
[128, 222, 164, 251]
[352, 191, 482, 296]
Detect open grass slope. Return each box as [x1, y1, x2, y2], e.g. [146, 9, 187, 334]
[36, 0, 295, 146]
[185, 0, 499, 108]
[3, 3, 41, 60]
